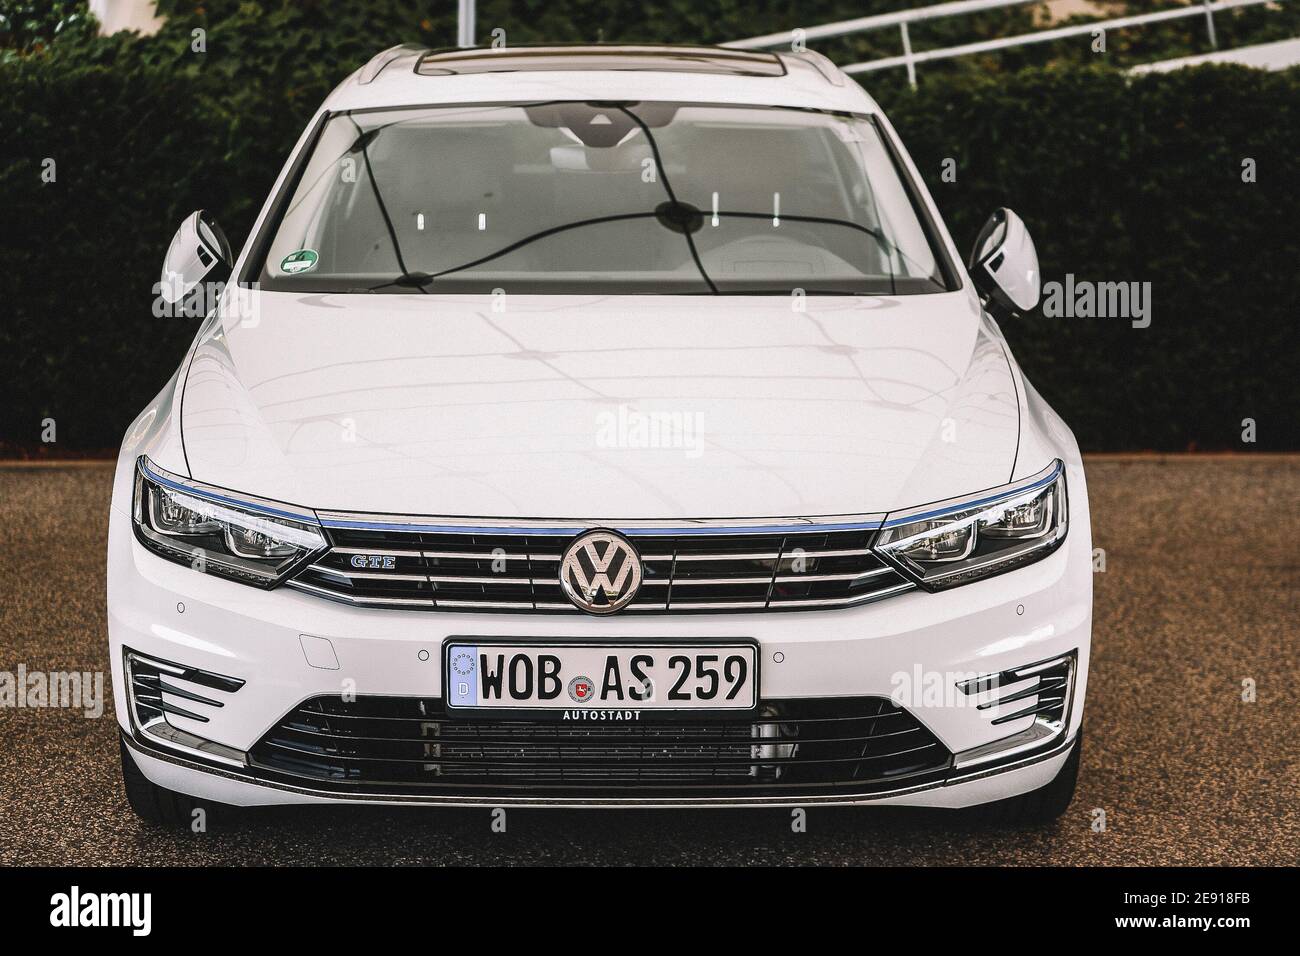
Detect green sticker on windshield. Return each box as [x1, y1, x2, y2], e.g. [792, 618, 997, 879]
[281, 249, 318, 274]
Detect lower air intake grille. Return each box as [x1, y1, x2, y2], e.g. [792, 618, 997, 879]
[248, 696, 953, 798]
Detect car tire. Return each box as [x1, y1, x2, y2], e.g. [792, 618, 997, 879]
[119, 738, 229, 827]
[965, 731, 1082, 826]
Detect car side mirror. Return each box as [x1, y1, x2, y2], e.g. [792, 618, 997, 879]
[159, 210, 232, 311]
[968, 208, 1040, 317]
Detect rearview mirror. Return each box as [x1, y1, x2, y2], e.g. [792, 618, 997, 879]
[968, 208, 1039, 317]
[159, 210, 232, 310]
[549, 141, 651, 172]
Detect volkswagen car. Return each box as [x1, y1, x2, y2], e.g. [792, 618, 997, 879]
[109, 44, 1090, 824]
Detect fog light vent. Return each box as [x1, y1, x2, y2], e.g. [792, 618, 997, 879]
[952, 651, 1076, 771]
[124, 648, 247, 767]
[959, 654, 1072, 728]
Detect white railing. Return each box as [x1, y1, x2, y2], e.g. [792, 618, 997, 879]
[728, 0, 1286, 88]
[728, 0, 1041, 51]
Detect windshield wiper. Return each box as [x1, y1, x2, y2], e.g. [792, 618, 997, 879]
[348, 117, 427, 294]
[616, 104, 719, 294]
[365, 103, 723, 294]
[364, 212, 667, 291]
[363, 207, 915, 294]
[354, 271, 436, 293]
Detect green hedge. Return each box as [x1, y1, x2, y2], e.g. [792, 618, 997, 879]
[875, 65, 1298, 451]
[0, 57, 238, 453]
[0, 20, 1296, 451]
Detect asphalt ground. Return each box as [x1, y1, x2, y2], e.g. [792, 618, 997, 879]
[0, 458, 1296, 866]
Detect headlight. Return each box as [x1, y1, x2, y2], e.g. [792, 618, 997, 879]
[132, 457, 326, 586]
[874, 460, 1068, 590]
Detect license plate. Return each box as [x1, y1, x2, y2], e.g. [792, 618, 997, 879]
[443, 641, 758, 713]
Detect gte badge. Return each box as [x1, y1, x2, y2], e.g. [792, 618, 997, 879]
[349, 554, 396, 569]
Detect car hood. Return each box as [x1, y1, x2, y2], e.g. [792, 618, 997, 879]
[180, 290, 1019, 519]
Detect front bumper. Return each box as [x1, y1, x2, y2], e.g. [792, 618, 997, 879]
[107, 470, 1091, 810]
[121, 724, 1079, 809]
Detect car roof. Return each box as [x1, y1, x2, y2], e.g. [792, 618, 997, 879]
[322, 43, 878, 115]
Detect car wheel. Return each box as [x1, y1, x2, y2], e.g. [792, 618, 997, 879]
[119, 738, 229, 827]
[965, 731, 1082, 826]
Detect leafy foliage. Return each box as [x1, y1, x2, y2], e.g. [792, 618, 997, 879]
[0, 0, 96, 59]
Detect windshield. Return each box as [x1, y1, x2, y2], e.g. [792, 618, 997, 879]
[252, 101, 957, 295]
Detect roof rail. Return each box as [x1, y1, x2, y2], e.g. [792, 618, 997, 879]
[358, 43, 428, 84]
[783, 49, 845, 86]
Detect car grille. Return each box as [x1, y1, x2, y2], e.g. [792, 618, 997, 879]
[248, 695, 953, 797]
[288, 525, 915, 613]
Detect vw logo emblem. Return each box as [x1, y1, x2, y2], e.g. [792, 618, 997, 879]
[559, 529, 643, 614]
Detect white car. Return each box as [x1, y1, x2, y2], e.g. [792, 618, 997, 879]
[109, 44, 1090, 824]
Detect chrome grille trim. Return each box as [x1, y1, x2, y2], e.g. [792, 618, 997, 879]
[640, 551, 777, 562]
[315, 511, 888, 535]
[436, 599, 537, 610]
[639, 546, 886, 562]
[329, 546, 426, 558]
[289, 517, 917, 614]
[287, 576, 917, 613]
[307, 565, 429, 582]
[643, 570, 893, 586]
[641, 576, 772, 586]
[758, 584, 915, 608]
[426, 574, 547, 585]
[287, 580, 435, 607]
[776, 569, 893, 582]
[424, 550, 558, 561]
